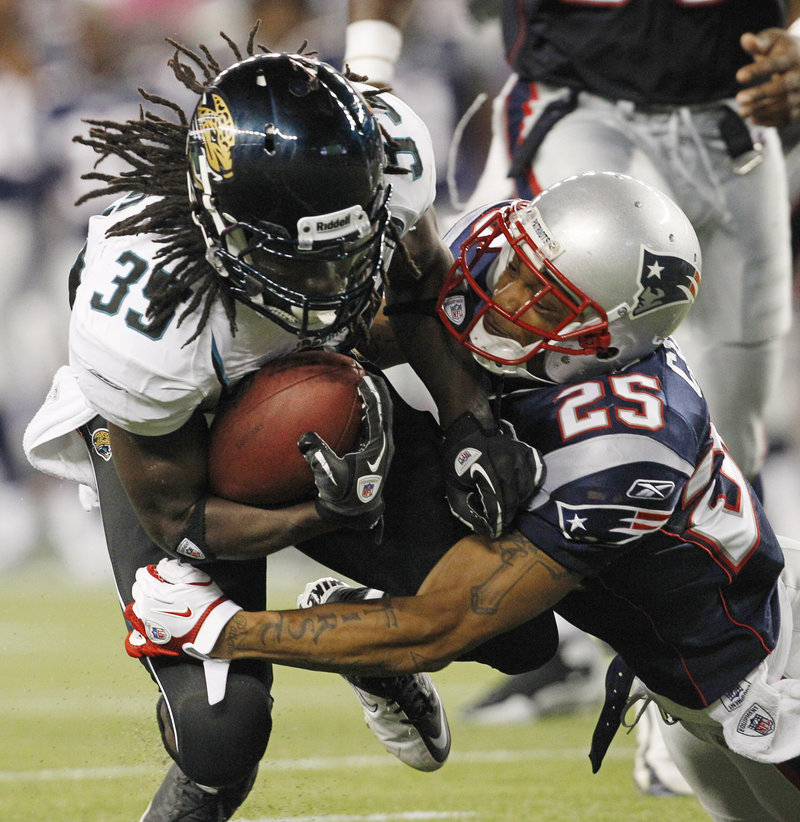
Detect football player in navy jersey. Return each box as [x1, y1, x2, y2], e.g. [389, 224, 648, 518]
[344, 0, 800, 787]
[23, 26, 550, 822]
[128, 173, 800, 822]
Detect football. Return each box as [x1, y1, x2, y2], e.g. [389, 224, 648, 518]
[208, 351, 365, 506]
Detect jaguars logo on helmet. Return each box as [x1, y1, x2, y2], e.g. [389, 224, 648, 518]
[192, 92, 236, 180]
[185, 53, 389, 346]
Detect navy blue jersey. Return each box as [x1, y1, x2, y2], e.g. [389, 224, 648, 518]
[501, 0, 785, 105]
[443, 204, 784, 709]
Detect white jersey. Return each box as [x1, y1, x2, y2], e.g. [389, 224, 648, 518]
[68, 90, 435, 438]
[24, 90, 435, 485]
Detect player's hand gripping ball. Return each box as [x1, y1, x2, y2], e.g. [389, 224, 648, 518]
[208, 351, 365, 505]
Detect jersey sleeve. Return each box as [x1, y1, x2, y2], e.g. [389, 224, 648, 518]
[363, 87, 437, 236]
[68, 197, 220, 436]
[518, 433, 694, 578]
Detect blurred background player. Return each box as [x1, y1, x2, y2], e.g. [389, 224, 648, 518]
[344, 0, 800, 796]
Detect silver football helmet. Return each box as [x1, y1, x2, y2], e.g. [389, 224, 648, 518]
[437, 172, 702, 383]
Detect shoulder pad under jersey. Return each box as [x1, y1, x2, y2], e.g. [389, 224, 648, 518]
[361, 87, 437, 236]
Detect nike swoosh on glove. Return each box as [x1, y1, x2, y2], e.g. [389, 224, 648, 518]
[124, 558, 242, 660]
[441, 412, 546, 539]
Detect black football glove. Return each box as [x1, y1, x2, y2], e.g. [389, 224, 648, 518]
[441, 412, 545, 539]
[299, 374, 394, 532]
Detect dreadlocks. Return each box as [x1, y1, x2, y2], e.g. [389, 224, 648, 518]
[73, 22, 413, 346]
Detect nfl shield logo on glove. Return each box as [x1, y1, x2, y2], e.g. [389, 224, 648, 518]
[146, 621, 171, 644]
[357, 475, 381, 502]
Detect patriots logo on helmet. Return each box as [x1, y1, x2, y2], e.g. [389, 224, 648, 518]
[632, 248, 700, 317]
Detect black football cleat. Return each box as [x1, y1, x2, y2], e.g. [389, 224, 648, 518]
[138, 762, 257, 821]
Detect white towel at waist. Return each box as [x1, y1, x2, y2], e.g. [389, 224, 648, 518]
[23, 365, 97, 494]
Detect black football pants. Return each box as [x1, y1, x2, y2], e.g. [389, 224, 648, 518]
[79, 382, 557, 787]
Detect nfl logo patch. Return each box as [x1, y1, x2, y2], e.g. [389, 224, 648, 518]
[148, 624, 169, 642]
[737, 703, 775, 737]
[442, 295, 466, 325]
[357, 475, 381, 502]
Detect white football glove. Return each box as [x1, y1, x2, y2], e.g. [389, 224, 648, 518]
[124, 558, 242, 660]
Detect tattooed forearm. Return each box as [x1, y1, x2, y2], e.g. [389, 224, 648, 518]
[219, 611, 250, 657]
[470, 531, 572, 615]
[218, 602, 402, 659]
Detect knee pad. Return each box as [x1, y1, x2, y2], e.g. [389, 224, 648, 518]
[156, 661, 273, 788]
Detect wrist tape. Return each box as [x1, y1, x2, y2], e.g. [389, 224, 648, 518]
[174, 496, 215, 562]
[344, 19, 402, 85]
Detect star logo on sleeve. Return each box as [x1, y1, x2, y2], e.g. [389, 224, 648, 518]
[566, 513, 588, 532]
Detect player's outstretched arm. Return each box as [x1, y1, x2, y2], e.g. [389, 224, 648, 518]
[127, 533, 581, 675]
[736, 25, 800, 126]
[385, 208, 546, 538]
[345, 0, 417, 86]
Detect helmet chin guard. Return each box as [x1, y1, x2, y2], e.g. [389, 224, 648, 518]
[438, 173, 701, 383]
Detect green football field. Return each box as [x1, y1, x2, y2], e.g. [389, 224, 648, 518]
[1, 552, 710, 822]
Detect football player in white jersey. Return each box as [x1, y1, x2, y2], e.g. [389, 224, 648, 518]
[24, 27, 548, 821]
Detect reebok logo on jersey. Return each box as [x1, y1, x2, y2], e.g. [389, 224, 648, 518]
[632, 248, 700, 318]
[721, 680, 751, 712]
[626, 479, 675, 500]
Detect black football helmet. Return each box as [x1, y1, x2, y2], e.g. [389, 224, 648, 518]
[186, 53, 389, 342]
